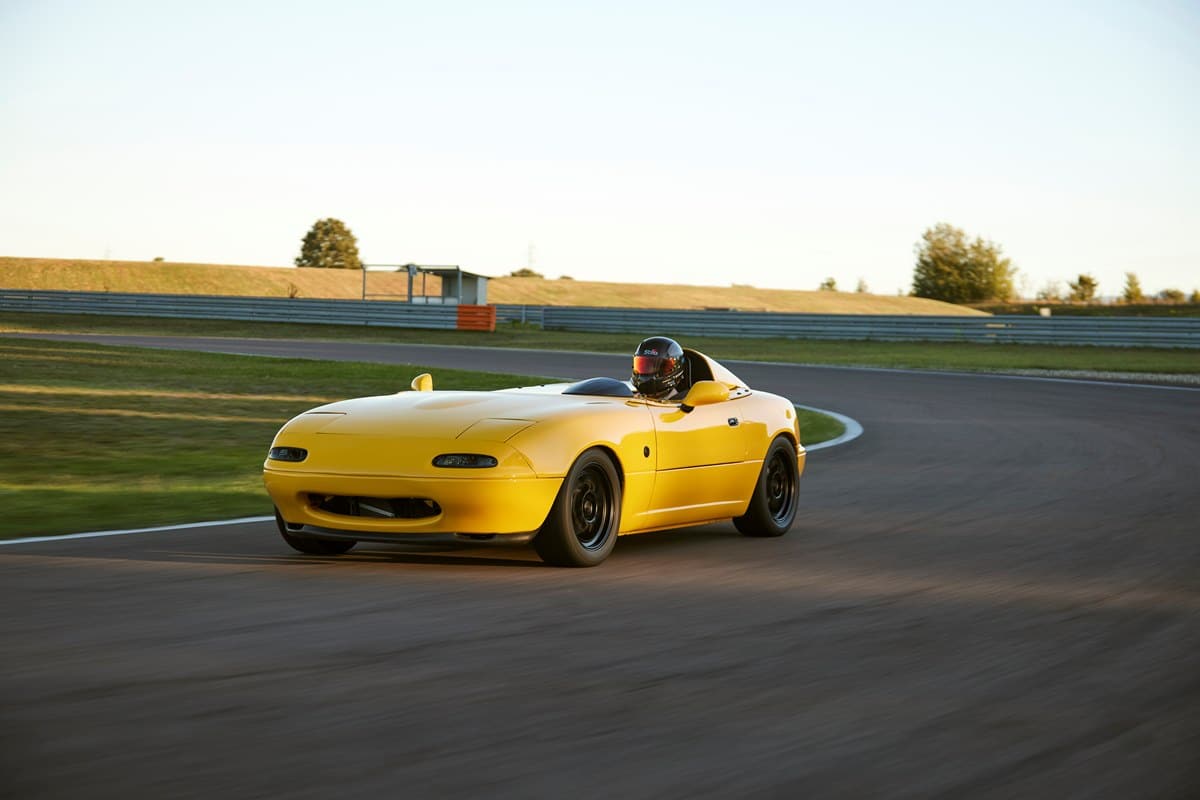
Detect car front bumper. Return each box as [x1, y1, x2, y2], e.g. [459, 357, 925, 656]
[264, 468, 563, 535]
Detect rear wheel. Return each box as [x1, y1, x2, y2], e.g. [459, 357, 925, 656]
[734, 437, 799, 537]
[533, 449, 621, 567]
[275, 508, 356, 555]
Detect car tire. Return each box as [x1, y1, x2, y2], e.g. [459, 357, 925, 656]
[533, 448, 621, 567]
[275, 508, 356, 555]
[734, 436, 799, 538]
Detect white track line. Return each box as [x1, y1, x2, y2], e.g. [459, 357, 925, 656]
[0, 515, 274, 546]
[796, 404, 865, 452]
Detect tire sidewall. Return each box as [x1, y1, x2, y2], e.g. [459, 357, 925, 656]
[762, 437, 799, 533]
[540, 449, 621, 566]
[738, 437, 798, 536]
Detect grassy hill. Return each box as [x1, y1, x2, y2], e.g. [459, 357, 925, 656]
[488, 277, 985, 315]
[973, 301, 1200, 318]
[0, 257, 986, 316]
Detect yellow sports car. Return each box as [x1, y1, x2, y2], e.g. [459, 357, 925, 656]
[264, 348, 804, 566]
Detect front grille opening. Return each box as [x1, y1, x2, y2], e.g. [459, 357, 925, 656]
[310, 494, 441, 519]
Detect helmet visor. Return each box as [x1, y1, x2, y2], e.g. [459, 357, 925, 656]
[633, 355, 677, 376]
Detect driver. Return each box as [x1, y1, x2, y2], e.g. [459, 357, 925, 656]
[632, 336, 688, 401]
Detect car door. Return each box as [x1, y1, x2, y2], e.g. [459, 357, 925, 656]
[646, 398, 752, 525]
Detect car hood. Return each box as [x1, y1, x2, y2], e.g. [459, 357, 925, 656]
[299, 385, 614, 442]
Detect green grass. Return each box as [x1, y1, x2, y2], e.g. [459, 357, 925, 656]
[0, 339, 554, 538]
[795, 409, 844, 445]
[2, 312, 1198, 374]
[0, 338, 844, 539]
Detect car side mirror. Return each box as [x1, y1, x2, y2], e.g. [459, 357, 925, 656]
[679, 380, 730, 413]
[410, 373, 433, 392]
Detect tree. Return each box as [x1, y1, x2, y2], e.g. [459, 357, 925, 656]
[1067, 273, 1098, 303]
[1158, 288, 1185, 303]
[855, 278, 869, 293]
[818, 277, 837, 291]
[1036, 281, 1062, 302]
[911, 223, 1014, 304]
[509, 268, 544, 278]
[295, 218, 362, 269]
[1191, 290, 1200, 304]
[1121, 272, 1144, 304]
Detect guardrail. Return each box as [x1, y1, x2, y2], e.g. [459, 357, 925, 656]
[515, 306, 1200, 348]
[0, 289, 467, 330]
[495, 305, 545, 327]
[2, 290, 1198, 347]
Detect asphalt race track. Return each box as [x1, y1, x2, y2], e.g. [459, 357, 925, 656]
[2, 334, 1198, 798]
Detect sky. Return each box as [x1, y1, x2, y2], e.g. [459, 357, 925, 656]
[1, 0, 1197, 297]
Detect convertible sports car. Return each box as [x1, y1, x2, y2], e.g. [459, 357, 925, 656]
[264, 349, 804, 566]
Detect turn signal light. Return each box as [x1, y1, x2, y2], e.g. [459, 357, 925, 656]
[432, 453, 499, 468]
[268, 446, 308, 462]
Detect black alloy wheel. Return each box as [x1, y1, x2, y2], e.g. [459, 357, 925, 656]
[764, 447, 797, 524]
[570, 464, 616, 551]
[534, 448, 622, 567]
[734, 437, 799, 537]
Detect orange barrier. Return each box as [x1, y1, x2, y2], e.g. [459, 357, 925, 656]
[456, 304, 497, 332]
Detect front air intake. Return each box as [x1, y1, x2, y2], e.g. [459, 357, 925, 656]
[310, 495, 441, 519]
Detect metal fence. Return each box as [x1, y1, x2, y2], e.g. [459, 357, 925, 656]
[495, 304, 545, 327]
[3, 289, 1198, 348]
[512, 306, 1200, 348]
[0, 289, 462, 329]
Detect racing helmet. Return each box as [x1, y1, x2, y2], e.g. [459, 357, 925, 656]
[632, 337, 686, 399]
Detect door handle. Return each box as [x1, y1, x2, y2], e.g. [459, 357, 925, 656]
[727, 417, 739, 427]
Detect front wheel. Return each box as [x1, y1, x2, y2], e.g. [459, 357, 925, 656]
[734, 437, 799, 537]
[533, 449, 621, 567]
[275, 508, 356, 555]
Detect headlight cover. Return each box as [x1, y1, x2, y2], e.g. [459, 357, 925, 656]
[268, 446, 308, 462]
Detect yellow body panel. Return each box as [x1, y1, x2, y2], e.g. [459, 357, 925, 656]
[263, 351, 805, 540]
[266, 468, 561, 534]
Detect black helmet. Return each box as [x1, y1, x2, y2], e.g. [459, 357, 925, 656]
[632, 336, 686, 398]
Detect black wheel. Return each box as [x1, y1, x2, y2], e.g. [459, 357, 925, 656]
[275, 508, 356, 555]
[734, 437, 799, 537]
[533, 448, 621, 567]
